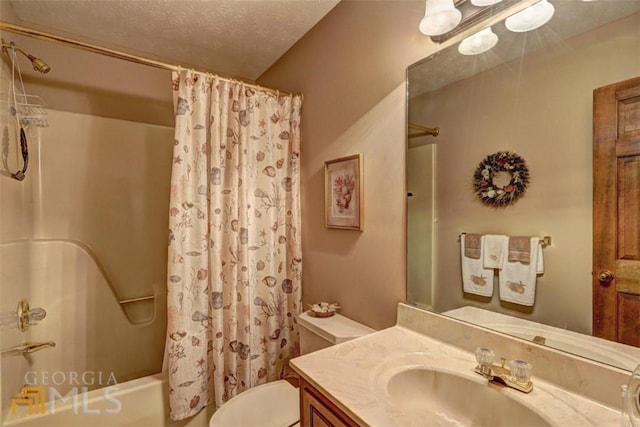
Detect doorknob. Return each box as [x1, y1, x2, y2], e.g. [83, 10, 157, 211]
[597, 270, 614, 283]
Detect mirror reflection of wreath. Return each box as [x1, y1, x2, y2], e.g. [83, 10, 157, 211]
[473, 151, 529, 207]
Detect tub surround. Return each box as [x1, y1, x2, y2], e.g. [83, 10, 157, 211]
[0, 240, 167, 416]
[290, 303, 624, 426]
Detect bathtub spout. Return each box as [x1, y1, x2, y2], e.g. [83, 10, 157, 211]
[2, 340, 56, 357]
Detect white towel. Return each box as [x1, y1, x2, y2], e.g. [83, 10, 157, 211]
[483, 234, 508, 269]
[461, 234, 494, 297]
[499, 238, 544, 306]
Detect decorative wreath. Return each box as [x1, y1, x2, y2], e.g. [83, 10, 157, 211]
[473, 151, 530, 207]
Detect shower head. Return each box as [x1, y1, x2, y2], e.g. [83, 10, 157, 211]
[25, 53, 51, 74]
[1, 39, 51, 74]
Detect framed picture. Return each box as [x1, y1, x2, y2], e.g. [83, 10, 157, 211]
[324, 154, 363, 230]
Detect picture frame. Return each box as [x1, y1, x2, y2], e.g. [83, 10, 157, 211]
[324, 154, 363, 230]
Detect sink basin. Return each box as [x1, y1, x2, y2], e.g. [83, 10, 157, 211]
[386, 367, 552, 426]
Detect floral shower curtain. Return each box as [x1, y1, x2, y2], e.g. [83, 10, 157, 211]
[166, 69, 302, 420]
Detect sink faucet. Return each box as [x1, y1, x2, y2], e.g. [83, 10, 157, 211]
[474, 348, 533, 393]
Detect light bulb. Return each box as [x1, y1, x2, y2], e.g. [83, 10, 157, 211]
[471, 0, 503, 6]
[419, 0, 462, 36]
[505, 0, 555, 33]
[458, 27, 499, 55]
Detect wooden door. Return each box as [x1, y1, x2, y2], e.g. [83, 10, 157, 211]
[593, 76, 640, 347]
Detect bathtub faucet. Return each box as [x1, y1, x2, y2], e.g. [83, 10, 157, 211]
[2, 341, 56, 357]
[474, 347, 533, 393]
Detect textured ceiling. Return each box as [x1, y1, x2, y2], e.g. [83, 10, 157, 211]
[6, 0, 340, 80]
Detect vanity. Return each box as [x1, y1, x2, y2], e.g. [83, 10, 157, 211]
[298, 379, 357, 427]
[291, 304, 627, 426]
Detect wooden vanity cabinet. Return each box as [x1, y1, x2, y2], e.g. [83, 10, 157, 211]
[299, 378, 360, 427]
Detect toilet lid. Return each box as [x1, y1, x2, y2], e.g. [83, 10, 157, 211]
[209, 380, 299, 427]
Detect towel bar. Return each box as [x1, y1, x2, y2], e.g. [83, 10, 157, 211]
[458, 233, 551, 248]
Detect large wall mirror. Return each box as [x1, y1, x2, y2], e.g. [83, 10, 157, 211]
[407, 0, 640, 372]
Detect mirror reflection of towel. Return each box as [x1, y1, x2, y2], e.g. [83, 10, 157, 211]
[508, 236, 532, 263]
[483, 235, 508, 269]
[461, 234, 494, 297]
[499, 238, 544, 306]
[464, 233, 482, 259]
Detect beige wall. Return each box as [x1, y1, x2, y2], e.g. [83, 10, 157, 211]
[259, 1, 640, 333]
[258, 1, 442, 330]
[0, 3, 173, 127]
[409, 13, 640, 334]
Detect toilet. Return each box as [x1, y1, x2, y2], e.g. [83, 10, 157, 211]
[209, 310, 374, 427]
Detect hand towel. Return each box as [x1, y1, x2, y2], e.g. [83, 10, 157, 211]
[483, 234, 508, 269]
[461, 234, 494, 297]
[508, 236, 532, 263]
[499, 238, 544, 306]
[464, 233, 482, 259]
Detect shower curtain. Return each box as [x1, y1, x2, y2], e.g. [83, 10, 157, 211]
[166, 70, 302, 420]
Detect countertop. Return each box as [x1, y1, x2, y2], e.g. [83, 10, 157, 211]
[290, 326, 621, 426]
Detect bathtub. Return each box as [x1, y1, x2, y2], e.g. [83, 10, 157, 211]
[444, 306, 640, 371]
[3, 373, 214, 427]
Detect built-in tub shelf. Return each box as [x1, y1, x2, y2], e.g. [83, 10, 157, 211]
[119, 295, 155, 305]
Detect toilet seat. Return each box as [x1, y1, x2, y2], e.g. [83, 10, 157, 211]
[209, 379, 299, 427]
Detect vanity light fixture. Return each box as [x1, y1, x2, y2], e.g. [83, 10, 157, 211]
[419, 0, 462, 36]
[424, 0, 521, 44]
[470, 0, 503, 7]
[505, 0, 555, 32]
[458, 27, 499, 55]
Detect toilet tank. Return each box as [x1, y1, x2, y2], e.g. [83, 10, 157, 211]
[297, 311, 375, 355]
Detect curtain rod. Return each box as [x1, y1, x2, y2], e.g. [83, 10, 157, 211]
[0, 21, 300, 98]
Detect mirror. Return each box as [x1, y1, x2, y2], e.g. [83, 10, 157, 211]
[407, 0, 640, 371]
